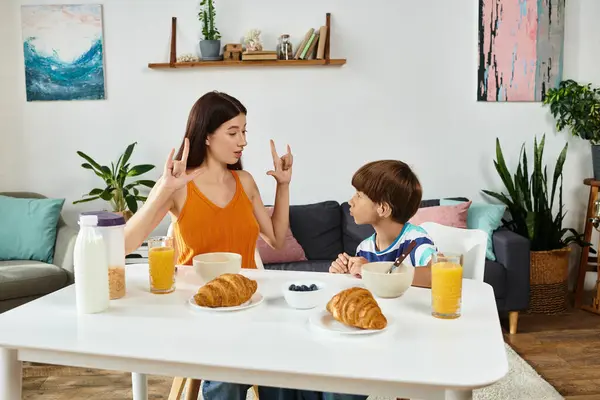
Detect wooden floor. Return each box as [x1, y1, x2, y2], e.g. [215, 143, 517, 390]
[19, 308, 600, 400]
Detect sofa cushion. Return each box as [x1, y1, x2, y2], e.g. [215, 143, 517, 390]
[0, 260, 69, 301]
[0, 195, 65, 263]
[257, 207, 307, 264]
[440, 199, 506, 261]
[264, 260, 331, 273]
[483, 259, 506, 299]
[289, 201, 343, 260]
[409, 201, 471, 228]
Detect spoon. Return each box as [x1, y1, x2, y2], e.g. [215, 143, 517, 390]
[387, 241, 417, 274]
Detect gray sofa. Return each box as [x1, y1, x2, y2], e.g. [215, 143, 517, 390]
[0, 192, 78, 313]
[263, 199, 530, 332]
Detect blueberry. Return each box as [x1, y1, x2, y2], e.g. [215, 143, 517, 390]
[289, 284, 296, 291]
[310, 284, 318, 291]
[301, 285, 309, 291]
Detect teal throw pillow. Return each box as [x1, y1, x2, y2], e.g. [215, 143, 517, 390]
[440, 199, 506, 261]
[0, 195, 65, 263]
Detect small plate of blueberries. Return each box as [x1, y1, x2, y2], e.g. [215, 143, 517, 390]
[283, 280, 326, 310]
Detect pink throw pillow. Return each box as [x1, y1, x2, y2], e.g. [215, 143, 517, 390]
[256, 207, 307, 264]
[409, 201, 471, 228]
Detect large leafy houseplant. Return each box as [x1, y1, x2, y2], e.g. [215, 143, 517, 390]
[543, 79, 600, 179]
[543, 79, 600, 144]
[482, 135, 589, 252]
[73, 142, 156, 218]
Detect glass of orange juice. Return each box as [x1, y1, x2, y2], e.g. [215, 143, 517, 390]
[148, 236, 176, 294]
[431, 252, 463, 319]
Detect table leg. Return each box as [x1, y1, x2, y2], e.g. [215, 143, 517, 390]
[132, 372, 148, 400]
[445, 389, 472, 400]
[0, 348, 22, 400]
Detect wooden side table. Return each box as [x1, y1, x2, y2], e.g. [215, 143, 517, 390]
[574, 178, 600, 314]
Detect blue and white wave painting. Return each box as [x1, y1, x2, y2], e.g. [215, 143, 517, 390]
[21, 5, 106, 102]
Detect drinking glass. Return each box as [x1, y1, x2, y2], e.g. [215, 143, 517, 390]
[148, 236, 176, 294]
[431, 252, 463, 319]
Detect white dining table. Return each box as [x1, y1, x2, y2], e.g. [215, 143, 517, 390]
[0, 264, 507, 400]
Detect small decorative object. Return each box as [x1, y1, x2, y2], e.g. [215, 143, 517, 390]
[244, 29, 263, 52]
[277, 34, 293, 60]
[477, 0, 565, 102]
[482, 135, 590, 314]
[73, 142, 156, 220]
[543, 79, 600, 179]
[177, 53, 200, 62]
[198, 0, 222, 60]
[20, 4, 106, 101]
[223, 43, 242, 61]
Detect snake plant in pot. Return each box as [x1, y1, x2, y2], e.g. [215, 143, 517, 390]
[73, 142, 156, 221]
[198, 0, 221, 60]
[543, 79, 600, 179]
[482, 135, 590, 314]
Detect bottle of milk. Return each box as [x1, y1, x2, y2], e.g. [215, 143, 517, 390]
[73, 214, 109, 314]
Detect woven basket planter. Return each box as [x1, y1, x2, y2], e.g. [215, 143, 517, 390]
[528, 247, 571, 314]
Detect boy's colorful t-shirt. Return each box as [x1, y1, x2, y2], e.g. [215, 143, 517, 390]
[356, 222, 436, 267]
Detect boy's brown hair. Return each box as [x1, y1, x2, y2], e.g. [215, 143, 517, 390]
[351, 160, 422, 224]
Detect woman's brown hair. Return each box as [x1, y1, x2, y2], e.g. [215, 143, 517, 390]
[175, 91, 247, 170]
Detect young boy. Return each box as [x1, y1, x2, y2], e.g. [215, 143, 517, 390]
[330, 159, 436, 288]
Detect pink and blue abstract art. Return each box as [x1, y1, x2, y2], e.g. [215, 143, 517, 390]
[477, 0, 565, 102]
[20, 4, 106, 102]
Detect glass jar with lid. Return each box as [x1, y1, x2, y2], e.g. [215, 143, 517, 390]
[277, 34, 294, 60]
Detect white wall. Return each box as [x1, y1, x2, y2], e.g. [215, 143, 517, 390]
[1, 0, 599, 280]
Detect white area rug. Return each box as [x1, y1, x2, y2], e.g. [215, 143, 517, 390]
[241, 343, 563, 400]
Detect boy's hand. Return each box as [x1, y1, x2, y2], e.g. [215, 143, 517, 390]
[348, 256, 368, 277]
[329, 253, 351, 274]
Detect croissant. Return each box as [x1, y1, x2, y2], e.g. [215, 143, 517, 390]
[326, 287, 387, 330]
[194, 273, 257, 308]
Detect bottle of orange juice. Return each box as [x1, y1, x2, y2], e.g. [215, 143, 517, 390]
[148, 236, 176, 294]
[431, 253, 463, 319]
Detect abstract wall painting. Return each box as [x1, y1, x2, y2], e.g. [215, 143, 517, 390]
[21, 4, 106, 102]
[477, 0, 566, 102]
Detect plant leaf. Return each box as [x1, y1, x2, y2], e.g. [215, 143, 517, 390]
[73, 196, 100, 204]
[125, 195, 138, 213]
[127, 164, 155, 177]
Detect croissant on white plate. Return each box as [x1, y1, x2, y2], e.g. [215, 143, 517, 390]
[326, 287, 387, 330]
[194, 273, 257, 308]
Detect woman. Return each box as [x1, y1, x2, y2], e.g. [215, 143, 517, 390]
[124, 91, 295, 400]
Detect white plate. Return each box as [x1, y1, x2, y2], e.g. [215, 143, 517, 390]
[309, 310, 389, 335]
[188, 292, 264, 312]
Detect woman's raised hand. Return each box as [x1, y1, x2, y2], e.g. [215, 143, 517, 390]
[160, 138, 202, 192]
[266, 140, 293, 185]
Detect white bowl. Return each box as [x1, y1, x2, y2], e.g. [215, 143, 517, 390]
[361, 262, 414, 298]
[192, 252, 242, 283]
[282, 280, 326, 310]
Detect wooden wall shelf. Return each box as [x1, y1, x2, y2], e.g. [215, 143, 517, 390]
[148, 13, 345, 70]
[148, 59, 346, 69]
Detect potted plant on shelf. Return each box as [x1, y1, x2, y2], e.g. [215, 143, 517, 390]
[73, 142, 156, 221]
[198, 0, 221, 60]
[482, 134, 590, 314]
[543, 79, 600, 179]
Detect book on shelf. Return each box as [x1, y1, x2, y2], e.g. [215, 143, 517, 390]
[294, 25, 328, 60]
[242, 50, 278, 61]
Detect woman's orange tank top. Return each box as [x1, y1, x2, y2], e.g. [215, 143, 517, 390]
[173, 170, 259, 269]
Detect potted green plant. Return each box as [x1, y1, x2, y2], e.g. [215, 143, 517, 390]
[198, 0, 221, 60]
[543, 79, 600, 179]
[482, 135, 590, 314]
[73, 142, 156, 221]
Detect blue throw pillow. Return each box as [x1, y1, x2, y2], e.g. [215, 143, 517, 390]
[0, 195, 65, 263]
[440, 199, 506, 261]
